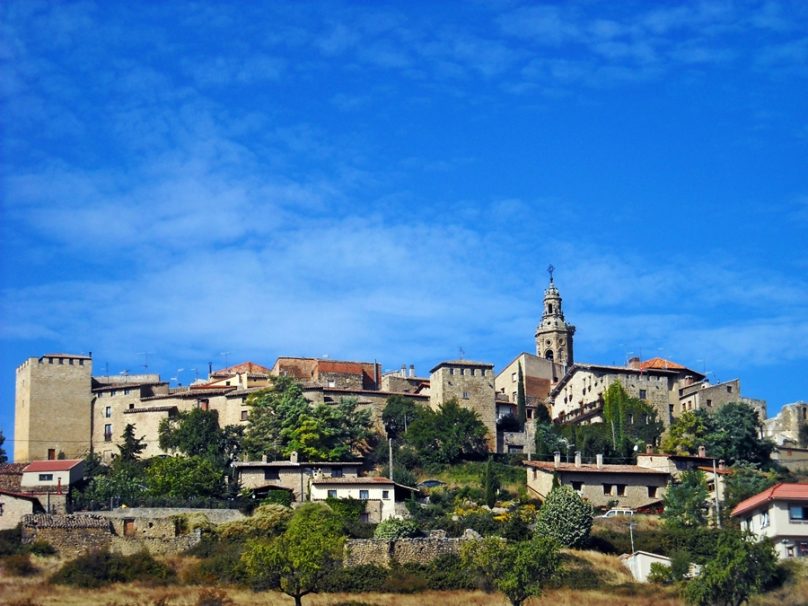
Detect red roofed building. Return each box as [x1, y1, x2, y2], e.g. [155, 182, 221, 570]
[21, 459, 85, 491]
[732, 483, 808, 559]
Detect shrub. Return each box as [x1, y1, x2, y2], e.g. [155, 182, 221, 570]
[261, 490, 294, 507]
[183, 540, 246, 585]
[535, 485, 594, 548]
[374, 517, 420, 540]
[0, 526, 22, 556]
[28, 541, 56, 556]
[195, 588, 234, 606]
[216, 503, 291, 541]
[647, 562, 673, 584]
[2, 553, 39, 576]
[50, 549, 176, 588]
[319, 564, 389, 592]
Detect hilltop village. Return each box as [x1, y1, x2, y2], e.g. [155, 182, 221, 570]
[3, 273, 808, 606]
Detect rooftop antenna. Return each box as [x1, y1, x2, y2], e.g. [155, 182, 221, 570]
[458, 347, 465, 360]
[220, 352, 231, 369]
[137, 352, 153, 371]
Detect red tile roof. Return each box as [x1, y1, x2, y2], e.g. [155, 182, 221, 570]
[311, 476, 394, 485]
[639, 357, 687, 370]
[732, 483, 808, 517]
[211, 361, 272, 376]
[524, 461, 670, 475]
[23, 460, 83, 473]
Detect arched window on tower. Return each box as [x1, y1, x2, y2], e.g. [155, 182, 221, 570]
[548, 303, 554, 314]
[545, 350, 554, 361]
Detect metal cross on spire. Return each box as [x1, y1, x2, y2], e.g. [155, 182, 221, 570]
[547, 264, 555, 282]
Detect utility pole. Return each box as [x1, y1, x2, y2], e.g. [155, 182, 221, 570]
[712, 458, 722, 528]
[388, 437, 394, 483]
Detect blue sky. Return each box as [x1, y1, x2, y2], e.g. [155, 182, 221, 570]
[1, 1, 807, 456]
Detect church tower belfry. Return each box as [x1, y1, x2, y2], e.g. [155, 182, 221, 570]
[535, 265, 575, 367]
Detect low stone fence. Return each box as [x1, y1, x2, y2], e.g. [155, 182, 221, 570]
[345, 530, 479, 567]
[21, 514, 112, 557]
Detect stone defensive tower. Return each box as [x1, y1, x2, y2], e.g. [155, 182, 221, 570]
[429, 360, 496, 452]
[14, 353, 93, 462]
[535, 266, 575, 367]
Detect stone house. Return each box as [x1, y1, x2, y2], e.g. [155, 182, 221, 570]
[309, 475, 418, 523]
[494, 352, 560, 422]
[764, 401, 808, 446]
[524, 453, 670, 510]
[732, 483, 808, 559]
[272, 357, 382, 391]
[234, 452, 362, 502]
[0, 490, 44, 530]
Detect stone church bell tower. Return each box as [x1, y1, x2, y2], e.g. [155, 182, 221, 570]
[535, 265, 575, 367]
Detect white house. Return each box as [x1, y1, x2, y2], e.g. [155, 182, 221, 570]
[21, 459, 85, 490]
[732, 483, 808, 559]
[309, 476, 418, 522]
[620, 551, 673, 583]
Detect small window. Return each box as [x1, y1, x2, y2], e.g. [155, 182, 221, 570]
[124, 389, 130, 395]
[616, 485, 626, 496]
[240, 410, 248, 421]
[460, 368, 466, 376]
[48, 357, 53, 364]
[571, 481, 583, 492]
[39, 474, 54, 482]
[602, 483, 613, 495]
[328, 380, 336, 387]
[327, 489, 337, 498]
[511, 372, 517, 381]
[462, 391, 470, 399]
[706, 399, 712, 407]
[331, 468, 343, 478]
[726, 385, 732, 393]
[104, 424, 112, 441]
[360, 512, 370, 523]
[105, 406, 111, 418]
[382, 490, 390, 499]
[79, 359, 84, 366]
[129, 403, 135, 410]
[58, 358, 64, 364]
[761, 510, 770, 528]
[648, 486, 658, 498]
[264, 469, 279, 480]
[639, 389, 647, 400]
[359, 489, 369, 500]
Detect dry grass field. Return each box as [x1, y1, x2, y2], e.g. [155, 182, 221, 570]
[0, 550, 686, 606]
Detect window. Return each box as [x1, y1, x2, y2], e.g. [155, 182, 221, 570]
[460, 368, 466, 376]
[79, 359, 84, 366]
[105, 406, 111, 418]
[616, 484, 626, 496]
[241, 410, 248, 421]
[129, 403, 135, 410]
[639, 389, 647, 400]
[327, 489, 337, 498]
[39, 474, 53, 482]
[124, 389, 130, 395]
[706, 399, 712, 407]
[331, 468, 343, 478]
[382, 490, 390, 499]
[602, 484, 613, 495]
[789, 504, 808, 521]
[761, 510, 770, 528]
[726, 385, 733, 393]
[359, 489, 369, 500]
[104, 424, 112, 441]
[264, 469, 279, 480]
[571, 481, 583, 492]
[648, 486, 658, 498]
[511, 372, 517, 381]
[462, 391, 470, 399]
[328, 380, 336, 387]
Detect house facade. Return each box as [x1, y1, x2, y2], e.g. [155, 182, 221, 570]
[732, 483, 808, 559]
[309, 476, 417, 522]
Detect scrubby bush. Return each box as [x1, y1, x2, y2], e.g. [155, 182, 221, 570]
[535, 485, 594, 548]
[647, 562, 673, 584]
[195, 588, 234, 606]
[50, 549, 175, 588]
[2, 553, 39, 576]
[183, 540, 246, 585]
[0, 526, 23, 556]
[216, 503, 291, 541]
[373, 517, 420, 540]
[28, 541, 56, 556]
[319, 564, 389, 592]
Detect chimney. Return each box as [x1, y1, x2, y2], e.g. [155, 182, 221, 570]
[261, 454, 267, 463]
[698, 445, 706, 458]
[646, 444, 653, 454]
[290, 451, 299, 464]
[719, 459, 725, 470]
[409, 364, 415, 378]
[596, 454, 603, 469]
[553, 451, 561, 468]
[574, 451, 581, 468]
[684, 375, 694, 386]
[401, 364, 407, 377]
[628, 356, 641, 369]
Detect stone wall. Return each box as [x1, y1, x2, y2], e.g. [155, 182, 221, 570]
[345, 530, 477, 567]
[21, 514, 112, 557]
[430, 362, 496, 451]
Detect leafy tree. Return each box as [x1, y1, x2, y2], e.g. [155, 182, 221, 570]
[241, 503, 345, 606]
[663, 469, 709, 529]
[683, 530, 777, 606]
[382, 396, 419, 438]
[661, 410, 711, 455]
[496, 414, 521, 432]
[405, 399, 488, 466]
[723, 463, 779, 514]
[461, 535, 562, 606]
[374, 517, 420, 540]
[534, 422, 565, 458]
[159, 408, 229, 460]
[244, 376, 372, 461]
[535, 485, 593, 548]
[145, 456, 223, 498]
[516, 363, 526, 430]
[0, 430, 7, 463]
[482, 457, 499, 508]
[534, 403, 551, 425]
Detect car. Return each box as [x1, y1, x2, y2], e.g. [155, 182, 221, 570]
[599, 508, 634, 518]
[417, 479, 447, 489]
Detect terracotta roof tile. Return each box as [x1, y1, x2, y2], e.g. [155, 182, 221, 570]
[524, 461, 670, 475]
[732, 483, 808, 517]
[23, 460, 83, 473]
[639, 357, 687, 370]
[211, 361, 273, 376]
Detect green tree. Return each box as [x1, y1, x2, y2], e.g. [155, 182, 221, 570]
[382, 395, 419, 438]
[709, 403, 773, 466]
[461, 535, 562, 606]
[663, 469, 709, 528]
[116, 424, 146, 464]
[373, 517, 419, 540]
[145, 456, 223, 498]
[482, 457, 500, 508]
[535, 485, 593, 548]
[516, 363, 526, 430]
[0, 430, 7, 464]
[405, 399, 488, 466]
[534, 404, 551, 425]
[244, 376, 372, 461]
[683, 530, 777, 606]
[159, 408, 229, 460]
[661, 410, 712, 455]
[241, 503, 345, 606]
[723, 463, 779, 514]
